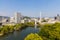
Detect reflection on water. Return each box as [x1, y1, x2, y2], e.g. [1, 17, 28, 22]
[0, 27, 39, 40]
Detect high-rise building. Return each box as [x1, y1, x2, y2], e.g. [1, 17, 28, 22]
[14, 12, 22, 23]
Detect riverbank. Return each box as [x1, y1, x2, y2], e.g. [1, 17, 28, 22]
[0, 22, 60, 40]
[0, 22, 40, 36]
[24, 22, 60, 40]
[0, 21, 55, 36]
[0, 27, 39, 40]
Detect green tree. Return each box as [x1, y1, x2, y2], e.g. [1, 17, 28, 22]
[2, 25, 9, 34]
[8, 25, 14, 32]
[38, 23, 60, 40]
[14, 24, 21, 31]
[24, 33, 43, 40]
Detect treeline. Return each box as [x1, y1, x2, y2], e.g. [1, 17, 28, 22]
[38, 22, 60, 40]
[0, 22, 40, 36]
[24, 22, 60, 40]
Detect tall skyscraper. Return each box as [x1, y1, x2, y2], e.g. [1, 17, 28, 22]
[14, 12, 22, 23]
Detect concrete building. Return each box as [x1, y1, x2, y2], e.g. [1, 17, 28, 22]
[21, 20, 24, 23]
[10, 17, 15, 23]
[14, 12, 23, 23]
[56, 14, 60, 21]
[0, 16, 10, 25]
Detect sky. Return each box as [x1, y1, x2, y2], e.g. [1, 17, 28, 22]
[0, 0, 60, 17]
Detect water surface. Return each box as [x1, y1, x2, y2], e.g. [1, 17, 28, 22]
[0, 27, 39, 40]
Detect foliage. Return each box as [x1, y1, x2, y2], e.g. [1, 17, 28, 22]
[22, 22, 35, 27]
[0, 21, 40, 36]
[8, 25, 14, 32]
[14, 24, 21, 30]
[23, 16, 31, 19]
[24, 33, 43, 40]
[38, 23, 60, 40]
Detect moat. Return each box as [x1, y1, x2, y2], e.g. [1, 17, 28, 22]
[0, 27, 39, 40]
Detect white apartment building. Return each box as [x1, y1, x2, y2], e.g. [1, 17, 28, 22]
[14, 12, 23, 23]
[10, 17, 15, 23]
[21, 20, 24, 23]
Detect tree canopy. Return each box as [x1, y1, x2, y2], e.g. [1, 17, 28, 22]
[38, 23, 60, 40]
[24, 33, 43, 40]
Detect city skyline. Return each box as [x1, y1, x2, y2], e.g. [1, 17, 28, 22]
[0, 0, 60, 17]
